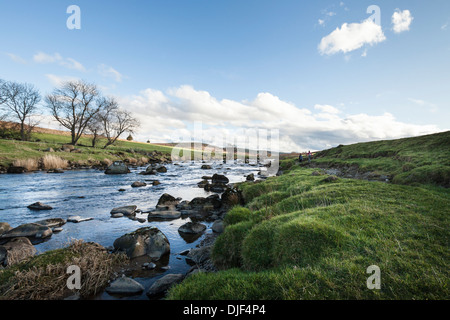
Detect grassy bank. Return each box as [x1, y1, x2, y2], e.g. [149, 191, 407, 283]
[310, 130, 450, 187]
[0, 131, 175, 170]
[167, 133, 450, 300]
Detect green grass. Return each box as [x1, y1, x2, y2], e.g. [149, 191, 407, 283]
[311, 130, 450, 187]
[168, 132, 450, 300]
[0, 131, 175, 168]
[168, 168, 450, 299]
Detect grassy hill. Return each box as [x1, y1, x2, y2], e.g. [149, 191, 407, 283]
[167, 131, 450, 300]
[312, 130, 450, 187]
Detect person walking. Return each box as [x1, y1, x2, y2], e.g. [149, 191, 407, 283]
[308, 150, 312, 163]
[299, 154, 303, 163]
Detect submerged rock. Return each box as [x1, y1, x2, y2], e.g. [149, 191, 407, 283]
[27, 202, 53, 210]
[113, 227, 170, 260]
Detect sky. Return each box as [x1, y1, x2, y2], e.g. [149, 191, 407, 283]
[0, 0, 449, 152]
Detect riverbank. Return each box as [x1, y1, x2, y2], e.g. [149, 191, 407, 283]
[0, 129, 175, 173]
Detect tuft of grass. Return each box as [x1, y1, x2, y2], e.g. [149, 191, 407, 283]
[0, 240, 127, 300]
[12, 158, 39, 171]
[41, 154, 69, 170]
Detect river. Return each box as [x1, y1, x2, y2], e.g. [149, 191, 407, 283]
[0, 161, 261, 299]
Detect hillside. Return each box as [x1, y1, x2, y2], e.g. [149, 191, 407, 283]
[280, 131, 450, 188]
[167, 131, 450, 300]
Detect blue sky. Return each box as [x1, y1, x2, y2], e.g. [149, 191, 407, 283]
[0, 0, 449, 151]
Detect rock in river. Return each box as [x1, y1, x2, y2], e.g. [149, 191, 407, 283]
[157, 193, 180, 206]
[27, 202, 53, 210]
[146, 274, 185, 298]
[113, 227, 170, 260]
[131, 181, 147, 188]
[0, 223, 53, 240]
[148, 205, 181, 220]
[110, 205, 137, 216]
[33, 218, 66, 228]
[105, 275, 144, 295]
[67, 216, 94, 223]
[178, 222, 206, 235]
[105, 161, 130, 174]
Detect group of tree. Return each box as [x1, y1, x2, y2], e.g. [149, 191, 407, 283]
[0, 78, 139, 147]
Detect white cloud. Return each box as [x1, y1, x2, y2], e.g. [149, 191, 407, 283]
[441, 22, 448, 31]
[318, 19, 386, 55]
[33, 52, 86, 71]
[318, 19, 325, 26]
[392, 9, 413, 33]
[314, 104, 340, 114]
[98, 64, 123, 82]
[116, 85, 442, 152]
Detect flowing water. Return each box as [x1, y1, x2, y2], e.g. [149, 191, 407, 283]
[0, 161, 261, 299]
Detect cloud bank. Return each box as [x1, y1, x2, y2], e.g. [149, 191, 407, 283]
[115, 85, 441, 152]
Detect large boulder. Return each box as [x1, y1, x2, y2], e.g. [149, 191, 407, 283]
[113, 227, 170, 260]
[105, 275, 144, 295]
[212, 220, 225, 233]
[146, 274, 185, 298]
[0, 237, 37, 266]
[0, 223, 52, 240]
[105, 161, 130, 174]
[27, 202, 53, 210]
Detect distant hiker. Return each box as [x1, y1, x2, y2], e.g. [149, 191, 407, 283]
[308, 151, 312, 163]
[299, 154, 303, 163]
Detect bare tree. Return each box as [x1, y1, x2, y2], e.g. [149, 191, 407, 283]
[99, 97, 140, 149]
[1, 81, 41, 141]
[45, 80, 105, 145]
[85, 113, 103, 148]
